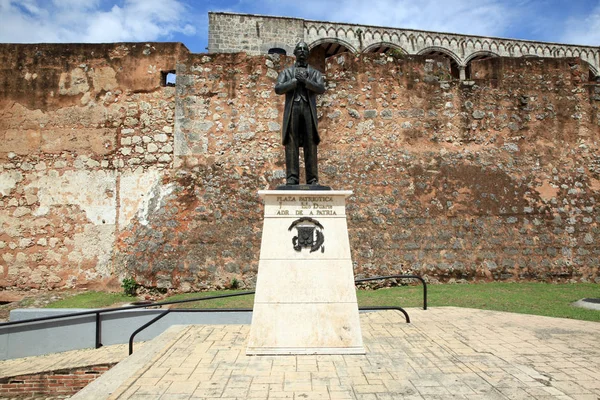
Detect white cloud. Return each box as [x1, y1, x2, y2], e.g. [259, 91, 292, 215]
[250, 0, 520, 38]
[0, 0, 196, 43]
[561, 4, 600, 46]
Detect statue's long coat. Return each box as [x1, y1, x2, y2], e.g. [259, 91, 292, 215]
[274, 64, 325, 146]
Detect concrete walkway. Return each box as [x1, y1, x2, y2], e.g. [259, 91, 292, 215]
[70, 307, 599, 400]
[0, 342, 138, 379]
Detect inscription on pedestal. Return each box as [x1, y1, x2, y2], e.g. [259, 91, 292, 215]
[274, 195, 339, 216]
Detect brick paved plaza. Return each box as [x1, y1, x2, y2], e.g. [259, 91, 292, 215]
[67, 308, 600, 399]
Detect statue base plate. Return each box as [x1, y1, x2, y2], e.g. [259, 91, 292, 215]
[275, 184, 331, 191]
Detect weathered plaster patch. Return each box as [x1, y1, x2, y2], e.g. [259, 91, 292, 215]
[119, 167, 166, 227]
[0, 171, 23, 197]
[91, 66, 118, 92]
[59, 68, 90, 96]
[137, 178, 175, 226]
[537, 180, 559, 201]
[27, 170, 117, 225]
[73, 224, 115, 278]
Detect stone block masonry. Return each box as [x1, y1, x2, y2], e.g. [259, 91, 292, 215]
[0, 364, 114, 397]
[1, 42, 599, 292]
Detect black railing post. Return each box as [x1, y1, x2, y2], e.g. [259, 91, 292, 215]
[95, 312, 102, 348]
[129, 311, 170, 355]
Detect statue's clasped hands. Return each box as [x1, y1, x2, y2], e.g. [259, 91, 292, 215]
[295, 68, 308, 83]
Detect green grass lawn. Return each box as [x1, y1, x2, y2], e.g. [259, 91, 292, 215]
[357, 282, 600, 322]
[45, 291, 134, 309]
[42, 283, 600, 322]
[165, 290, 256, 309]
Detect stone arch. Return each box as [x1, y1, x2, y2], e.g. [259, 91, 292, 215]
[535, 45, 545, 56]
[543, 46, 552, 57]
[464, 51, 500, 64]
[464, 51, 500, 79]
[308, 38, 357, 54]
[363, 42, 408, 55]
[418, 46, 462, 79]
[586, 62, 599, 81]
[580, 49, 590, 59]
[509, 44, 520, 56]
[261, 42, 294, 56]
[464, 38, 475, 51]
[308, 38, 356, 72]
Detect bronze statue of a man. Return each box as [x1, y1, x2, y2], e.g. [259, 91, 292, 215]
[275, 41, 326, 186]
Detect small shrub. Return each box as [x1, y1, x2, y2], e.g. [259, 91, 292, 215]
[121, 277, 138, 297]
[230, 278, 240, 289]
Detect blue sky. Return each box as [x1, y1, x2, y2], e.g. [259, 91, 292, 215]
[1, 0, 599, 53]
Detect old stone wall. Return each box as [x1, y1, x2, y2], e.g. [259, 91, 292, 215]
[208, 13, 303, 56]
[0, 43, 187, 290]
[1, 43, 599, 292]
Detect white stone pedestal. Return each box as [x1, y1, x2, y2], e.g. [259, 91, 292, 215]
[246, 190, 365, 355]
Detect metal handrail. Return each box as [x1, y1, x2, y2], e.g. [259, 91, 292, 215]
[0, 291, 255, 349]
[0, 275, 426, 354]
[127, 304, 415, 355]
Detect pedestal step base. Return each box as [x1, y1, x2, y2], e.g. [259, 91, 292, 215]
[246, 346, 366, 355]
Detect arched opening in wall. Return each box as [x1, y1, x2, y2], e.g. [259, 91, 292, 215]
[363, 43, 407, 59]
[586, 63, 599, 83]
[419, 49, 460, 79]
[161, 70, 176, 87]
[308, 40, 353, 72]
[268, 48, 287, 56]
[465, 52, 499, 79]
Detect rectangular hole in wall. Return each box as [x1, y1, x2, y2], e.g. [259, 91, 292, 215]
[161, 70, 176, 87]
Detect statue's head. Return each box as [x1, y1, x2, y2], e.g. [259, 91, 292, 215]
[294, 41, 309, 65]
